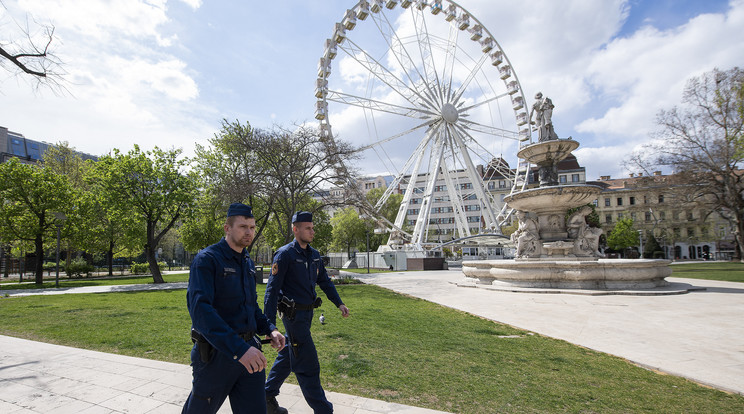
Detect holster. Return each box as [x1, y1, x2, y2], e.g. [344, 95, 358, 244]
[191, 329, 214, 363]
[277, 296, 297, 321]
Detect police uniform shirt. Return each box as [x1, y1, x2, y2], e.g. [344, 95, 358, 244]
[187, 238, 276, 360]
[264, 239, 343, 325]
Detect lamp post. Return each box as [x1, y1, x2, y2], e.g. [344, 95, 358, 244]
[366, 229, 370, 274]
[53, 212, 67, 288]
[637, 229, 644, 259]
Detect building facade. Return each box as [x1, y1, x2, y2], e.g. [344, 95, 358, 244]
[591, 172, 735, 260]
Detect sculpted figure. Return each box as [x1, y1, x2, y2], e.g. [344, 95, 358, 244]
[511, 210, 543, 258]
[567, 206, 603, 257]
[530, 92, 559, 141]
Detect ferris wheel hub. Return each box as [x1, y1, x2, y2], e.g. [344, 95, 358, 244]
[441, 103, 459, 124]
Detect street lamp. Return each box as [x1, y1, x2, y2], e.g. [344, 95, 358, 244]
[637, 229, 644, 259]
[53, 212, 67, 288]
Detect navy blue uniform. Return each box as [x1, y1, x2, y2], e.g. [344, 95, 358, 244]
[183, 238, 277, 414]
[264, 239, 344, 414]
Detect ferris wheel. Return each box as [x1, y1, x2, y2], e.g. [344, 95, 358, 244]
[315, 0, 532, 249]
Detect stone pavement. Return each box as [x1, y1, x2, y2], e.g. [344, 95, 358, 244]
[350, 269, 744, 395]
[0, 335, 449, 414]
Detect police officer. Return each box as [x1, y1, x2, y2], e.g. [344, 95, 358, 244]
[264, 211, 350, 414]
[183, 203, 285, 414]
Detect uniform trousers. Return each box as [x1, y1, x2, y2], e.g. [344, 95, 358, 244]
[182, 341, 266, 414]
[265, 310, 333, 413]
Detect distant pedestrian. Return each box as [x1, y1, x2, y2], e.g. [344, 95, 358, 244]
[264, 211, 350, 414]
[183, 203, 285, 414]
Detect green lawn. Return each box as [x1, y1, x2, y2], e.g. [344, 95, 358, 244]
[670, 262, 744, 283]
[1, 284, 742, 413]
[0, 272, 190, 291]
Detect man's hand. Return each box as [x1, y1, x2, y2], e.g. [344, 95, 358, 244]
[338, 304, 350, 318]
[238, 346, 267, 373]
[267, 330, 286, 351]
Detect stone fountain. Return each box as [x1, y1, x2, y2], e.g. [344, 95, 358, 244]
[460, 93, 672, 292]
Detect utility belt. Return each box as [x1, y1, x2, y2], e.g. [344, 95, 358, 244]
[190, 329, 268, 363]
[277, 296, 322, 321]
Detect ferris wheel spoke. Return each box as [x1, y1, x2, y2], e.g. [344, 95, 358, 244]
[339, 38, 435, 110]
[442, 22, 460, 103]
[457, 118, 520, 141]
[369, 11, 428, 92]
[451, 52, 490, 103]
[409, 6, 443, 105]
[327, 90, 435, 120]
[458, 91, 510, 112]
[357, 119, 436, 152]
[447, 123, 500, 229]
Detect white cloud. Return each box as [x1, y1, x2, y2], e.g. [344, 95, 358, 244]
[577, 0, 744, 144]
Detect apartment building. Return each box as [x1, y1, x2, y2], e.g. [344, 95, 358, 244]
[591, 172, 734, 260]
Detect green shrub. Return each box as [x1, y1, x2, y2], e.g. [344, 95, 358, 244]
[130, 261, 167, 274]
[65, 258, 94, 278]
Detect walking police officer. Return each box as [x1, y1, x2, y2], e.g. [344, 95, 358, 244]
[183, 203, 285, 414]
[264, 211, 350, 414]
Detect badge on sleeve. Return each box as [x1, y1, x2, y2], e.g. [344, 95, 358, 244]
[272, 262, 279, 275]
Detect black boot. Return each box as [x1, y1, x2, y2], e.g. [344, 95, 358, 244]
[267, 395, 288, 414]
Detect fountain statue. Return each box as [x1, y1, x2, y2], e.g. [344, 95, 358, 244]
[460, 94, 672, 291]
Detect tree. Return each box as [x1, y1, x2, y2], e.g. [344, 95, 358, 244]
[90, 146, 196, 283]
[363, 187, 405, 249]
[628, 67, 744, 261]
[0, 1, 64, 90]
[191, 119, 358, 249]
[606, 217, 639, 256]
[0, 158, 73, 284]
[330, 207, 367, 255]
[644, 234, 663, 259]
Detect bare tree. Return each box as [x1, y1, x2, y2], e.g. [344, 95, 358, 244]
[627, 67, 744, 260]
[189, 120, 359, 250]
[0, 1, 64, 90]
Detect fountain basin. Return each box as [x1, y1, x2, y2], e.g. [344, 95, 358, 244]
[517, 139, 579, 165]
[461, 259, 672, 290]
[504, 185, 602, 214]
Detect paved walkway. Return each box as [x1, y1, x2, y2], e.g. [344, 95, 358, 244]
[350, 270, 744, 395]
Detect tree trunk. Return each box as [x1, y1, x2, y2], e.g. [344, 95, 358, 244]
[146, 243, 164, 283]
[107, 240, 114, 276]
[34, 233, 44, 285]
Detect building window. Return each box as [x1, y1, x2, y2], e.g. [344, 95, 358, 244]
[687, 212, 694, 221]
[643, 195, 649, 204]
[605, 214, 612, 223]
[10, 138, 26, 157]
[498, 180, 507, 188]
[659, 211, 666, 221]
[592, 199, 598, 207]
[631, 212, 636, 220]
[618, 213, 624, 219]
[616, 197, 623, 206]
[460, 183, 473, 190]
[559, 175, 567, 184]
[645, 212, 652, 222]
[605, 198, 611, 207]
[658, 194, 665, 203]
[687, 228, 695, 237]
[572, 174, 580, 182]
[672, 211, 680, 220]
[629, 196, 635, 205]
[673, 228, 680, 237]
[435, 185, 447, 192]
[488, 181, 495, 190]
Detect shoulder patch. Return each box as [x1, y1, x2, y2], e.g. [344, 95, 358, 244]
[272, 262, 279, 275]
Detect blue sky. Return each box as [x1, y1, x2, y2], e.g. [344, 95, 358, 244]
[1, 0, 742, 181]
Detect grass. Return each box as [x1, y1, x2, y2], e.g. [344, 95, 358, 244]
[0, 272, 190, 290]
[1, 284, 743, 413]
[670, 262, 744, 283]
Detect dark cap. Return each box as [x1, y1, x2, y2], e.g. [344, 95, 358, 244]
[292, 211, 313, 223]
[227, 203, 254, 218]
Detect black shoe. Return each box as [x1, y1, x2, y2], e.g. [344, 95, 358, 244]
[267, 396, 288, 414]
